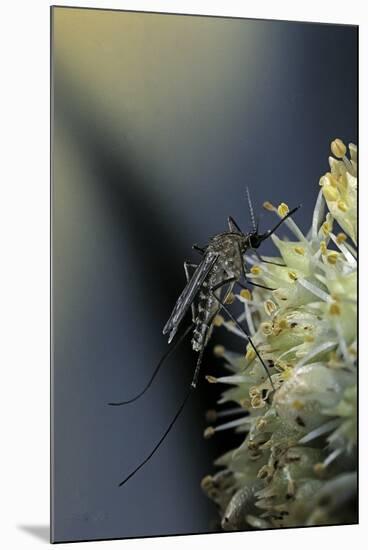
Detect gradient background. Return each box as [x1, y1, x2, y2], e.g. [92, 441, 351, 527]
[51, 7, 357, 543]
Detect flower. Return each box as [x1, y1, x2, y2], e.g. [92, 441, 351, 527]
[202, 139, 357, 530]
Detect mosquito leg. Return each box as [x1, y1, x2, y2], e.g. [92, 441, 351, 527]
[228, 216, 243, 233]
[191, 345, 206, 389]
[211, 277, 237, 293]
[118, 346, 205, 487]
[237, 279, 276, 292]
[118, 385, 194, 486]
[237, 242, 275, 291]
[184, 261, 198, 323]
[209, 282, 274, 390]
[184, 262, 197, 272]
[108, 324, 193, 406]
[252, 249, 286, 267]
[192, 244, 205, 255]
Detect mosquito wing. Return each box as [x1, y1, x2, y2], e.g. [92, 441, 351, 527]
[163, 252, 219, 344]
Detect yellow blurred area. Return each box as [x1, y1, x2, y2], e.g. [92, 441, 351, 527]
[52, 7, 267, 151]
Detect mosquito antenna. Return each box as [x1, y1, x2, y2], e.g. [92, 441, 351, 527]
[118, 385, 193, 486]
[246, 186, 257, 232]
[108, 324, 193, 406]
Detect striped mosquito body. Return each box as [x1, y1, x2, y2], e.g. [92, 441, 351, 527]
[110, 189, 301, 487]
[164, 230, 247, 358]
[192, 232, 246, 353]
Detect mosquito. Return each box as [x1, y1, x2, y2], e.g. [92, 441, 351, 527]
[109, 189, 300, 486]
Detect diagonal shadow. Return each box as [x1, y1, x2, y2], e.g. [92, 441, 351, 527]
[17, 525, 49, 543]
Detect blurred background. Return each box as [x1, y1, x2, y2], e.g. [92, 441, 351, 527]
[51, 7, 357, 543]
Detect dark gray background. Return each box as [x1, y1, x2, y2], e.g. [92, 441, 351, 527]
[51, 7, 357, 543]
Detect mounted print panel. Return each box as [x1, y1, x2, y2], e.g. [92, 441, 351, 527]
[51, 6, 358, 543]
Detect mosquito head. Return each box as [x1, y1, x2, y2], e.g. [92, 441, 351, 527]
[247, 230, 264, 249]
[247, 204, 301, 249]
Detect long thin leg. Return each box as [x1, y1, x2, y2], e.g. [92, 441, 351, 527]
[237, 279, 275, 292]
[192, 244, 205, 255]
[263, 205, 301, 239]
[237, 242, 275, 291]
[108, 324, 193, 406]
[191, 345, 205, 389]
[211, 276, 237, 293]
[210, 279, 274, 390]
[251, 248, 286, 267]
[184, 261, 198, 323]
[118, 347, 205, 487]
[118, 386, 193, 486]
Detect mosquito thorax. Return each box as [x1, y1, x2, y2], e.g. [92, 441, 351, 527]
[204, 232, 246, 277]
[208, 231, 247, 255]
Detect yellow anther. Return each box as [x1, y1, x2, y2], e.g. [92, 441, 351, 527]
[278, 319, 289, 330]
[213, 345, 225, 357]
[213, 315, 224, 327]
[337, 200, 348, 212]
[245, 346, 256, 362]
[251, 396, 266, 409]
[205, 409, 217, 423]
[263, 201, 275, 211]
[327, 173, 339, 187]
[322, 221, 332, 236]
[320, 173, 338, 188]
[336, 232, 347, 244]
[320, 241, 327, 255]
[250, 265, 262, 276]
[329, 302, 341, 316]
[331, 138, 347, 159]
[322, 185, 339, 202]
[277, 203, 289, 217]
[327, 251, 339, 265]
[257, 465, 272, 480]
[338, 173, 348, 191]
[200, 475, 213, 491]
[292, 400, 304, 410]
[314, 463, 326, 476]
[249, 386, 259, 398]
[288, 271, 298, 282]
[280, 366, 294, 380]
[260, 322, 273, 336]
[256, 418, 267, 431]
[293, 246, 305, 255]
[225, 292, 235, 304]
[326, 212, 333, 224]
[203, 426, 215, 439]
[264, 299, 277, 316]
[205, 375, 217, 384]
[240, 288, 252, 301]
